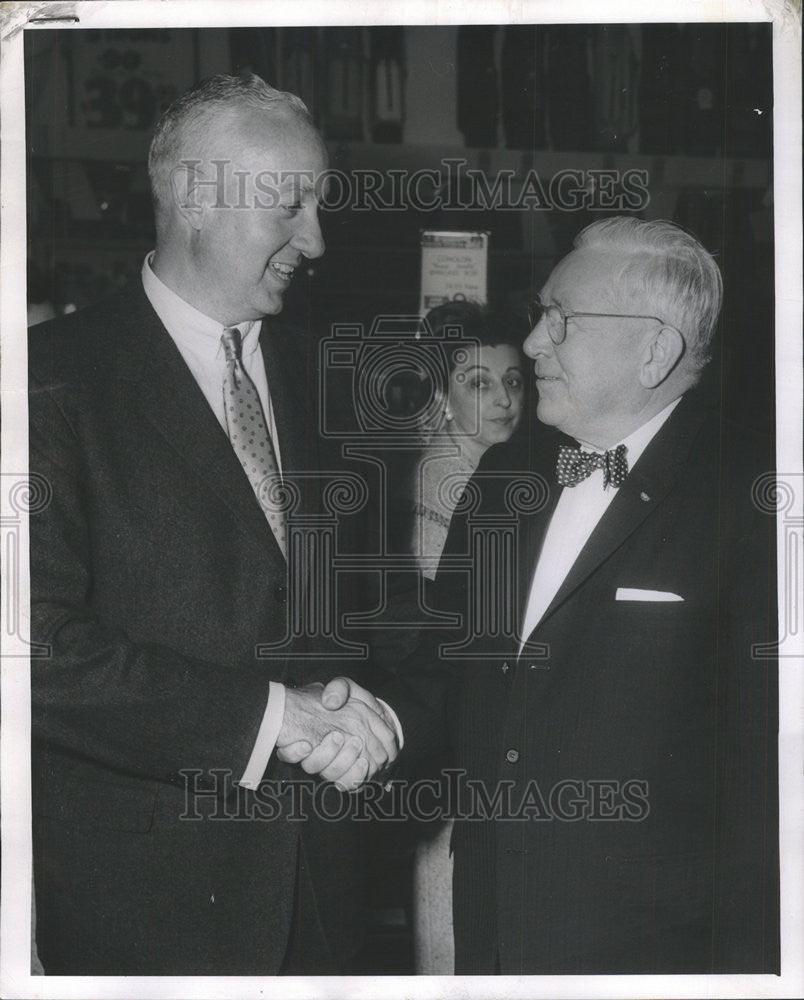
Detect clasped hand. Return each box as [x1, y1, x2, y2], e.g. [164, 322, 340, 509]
[276, 678, 398, 791]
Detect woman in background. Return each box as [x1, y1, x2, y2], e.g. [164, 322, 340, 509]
[409, 301, 527, 974]
[411, 301, 527, 579]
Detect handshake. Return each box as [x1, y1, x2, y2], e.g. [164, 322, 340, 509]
[275, 678, 399, 792]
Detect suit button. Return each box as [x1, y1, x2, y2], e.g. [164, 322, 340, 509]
[505, 748, 520, 764]
[273, 586, 287, 603]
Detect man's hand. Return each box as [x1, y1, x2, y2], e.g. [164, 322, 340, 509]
[275, 680, 398, 790]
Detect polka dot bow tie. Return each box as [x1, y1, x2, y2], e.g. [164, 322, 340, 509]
[221, 327, 287, 559]
[556, 443, 629, 489]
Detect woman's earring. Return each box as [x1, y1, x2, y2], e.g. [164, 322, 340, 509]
[444, 407, 453, 422]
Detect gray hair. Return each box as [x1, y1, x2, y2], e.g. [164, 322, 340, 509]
[573, 216, 723, 370]
[148, 73, 313, 225]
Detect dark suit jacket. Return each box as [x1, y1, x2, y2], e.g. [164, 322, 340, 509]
[29, 284, 373, 974]
[392, 390, 779, 974]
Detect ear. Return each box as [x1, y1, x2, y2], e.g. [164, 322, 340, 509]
[169, 162, 209, 232]
[639, 325, 685, 388]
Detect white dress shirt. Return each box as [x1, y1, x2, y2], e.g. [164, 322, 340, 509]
[518, 398, 682, 653]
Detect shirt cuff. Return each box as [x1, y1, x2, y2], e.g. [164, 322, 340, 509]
[239, 680, 286, 790]
[377, 697, 404, 751]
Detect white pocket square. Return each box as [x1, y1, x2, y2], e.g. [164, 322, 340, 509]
[615, 588, 684, 602]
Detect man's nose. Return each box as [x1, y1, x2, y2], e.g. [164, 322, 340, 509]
[293, 209, 326, 259]
[523, 318, 553, 358]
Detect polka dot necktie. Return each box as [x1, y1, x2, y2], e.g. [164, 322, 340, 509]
[221, 327, 287, 558]
[556, 443, 629, 489]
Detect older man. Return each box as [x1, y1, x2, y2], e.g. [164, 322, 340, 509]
[350, 217, 778, 974]
[29, 73, 397, 975]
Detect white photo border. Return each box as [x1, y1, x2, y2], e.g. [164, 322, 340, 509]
[2, 2, 801, 998]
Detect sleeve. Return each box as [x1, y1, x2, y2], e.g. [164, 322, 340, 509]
[375, 526, 472, 776]
[29, 379, 274, 786]
[239, 681, 286, 788]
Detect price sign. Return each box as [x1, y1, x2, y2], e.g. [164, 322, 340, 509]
[70, 29, 194, 133]
[419, 230, 490, 316]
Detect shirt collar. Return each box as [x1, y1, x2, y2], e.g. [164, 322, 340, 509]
[141, 252, 263, 361]
[575, 396, 683, 479]
[616, 397, 683, 467]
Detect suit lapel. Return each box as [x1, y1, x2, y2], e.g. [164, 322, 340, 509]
[533, 396, 710, 628]
[113, 286, 289, 552]
[506, 424, 575, 625]
[512, 430, 569, 632]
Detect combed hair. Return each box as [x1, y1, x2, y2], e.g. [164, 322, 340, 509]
[573, 216, 723, 370]
[148, 73, 312, 224]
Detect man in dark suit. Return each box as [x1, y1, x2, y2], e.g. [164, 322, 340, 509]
[328, 216, 778, 974]
[29, 73, 399, 975]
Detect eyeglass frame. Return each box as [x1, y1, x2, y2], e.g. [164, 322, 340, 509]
[528, 293, 670, 346]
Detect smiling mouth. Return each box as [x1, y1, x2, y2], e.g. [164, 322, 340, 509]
[269, 262, 297, 283]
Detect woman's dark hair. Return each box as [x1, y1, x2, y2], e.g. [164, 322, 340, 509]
[422, 299, 527, 373]
[425, 299, 529, 370]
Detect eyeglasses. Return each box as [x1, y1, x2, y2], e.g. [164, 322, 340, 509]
[528, 293, 668, 346]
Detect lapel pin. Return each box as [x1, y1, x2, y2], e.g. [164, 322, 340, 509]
[640, 491, 651, 502]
